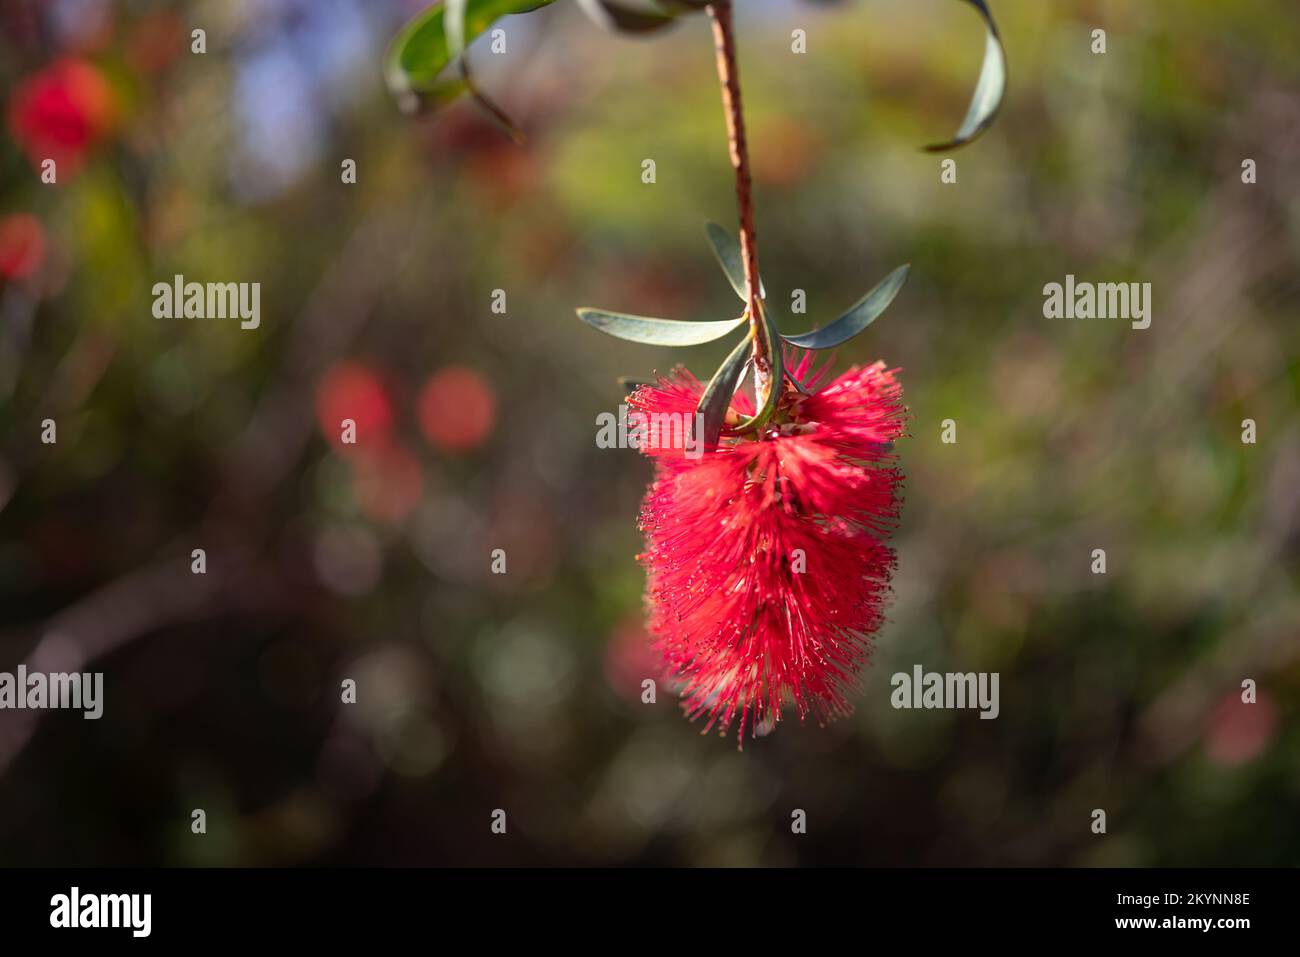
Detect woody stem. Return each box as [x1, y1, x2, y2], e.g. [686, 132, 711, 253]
[707, 1, 775, 400]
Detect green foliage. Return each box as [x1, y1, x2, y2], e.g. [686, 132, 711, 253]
[387, 0, 1008, 153]
[705, 221, 764, 302]
[781, 264, 910, 350]
[384, 0, 557, 112]
[575, 0, 679, 34]
[923, 0, 1006, 151]
[575, 307, 746, 345]
[696, 332, 753, 449]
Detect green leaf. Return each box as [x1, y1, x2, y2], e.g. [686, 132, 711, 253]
[385, 0, 556, 110]
[704, 222, 764, 302]
[445, 0, 468, 56]
[924, 0, 1006, 151]
[576, 0, 679, 33]
[576, 308, 747, 346]
[780, 264, 909, 350]
[695, 333, 752, 449]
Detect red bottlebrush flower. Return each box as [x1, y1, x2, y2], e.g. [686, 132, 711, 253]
[7, 58, 115, 175]
[629, 352, 906, 744]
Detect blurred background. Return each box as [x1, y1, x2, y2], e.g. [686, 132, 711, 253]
[0, 0, 1297, 866]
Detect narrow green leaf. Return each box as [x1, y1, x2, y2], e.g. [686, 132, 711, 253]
[704, 222, 764, 302]
[696, 333, 752, 449]
[576, 0, 679, 33]
[385, 0, 556, 109]
[576, 308, 746, 346]
[924, 0, 1006, 151]
[780, 264, 909, 350]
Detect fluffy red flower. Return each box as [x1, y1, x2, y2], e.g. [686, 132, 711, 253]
[630, 351, 905, 745]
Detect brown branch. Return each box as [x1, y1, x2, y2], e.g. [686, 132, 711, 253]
[708, 1, 772, 380]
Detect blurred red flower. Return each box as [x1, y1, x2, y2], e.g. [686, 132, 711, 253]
[316, 362, 394, 451]
[630, 353, 906, 745]
[0, 214, 45, 280]
[417, 366, 496, 453]
[7, 58, 115, 174]
[1205, 690, 1278, 767]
